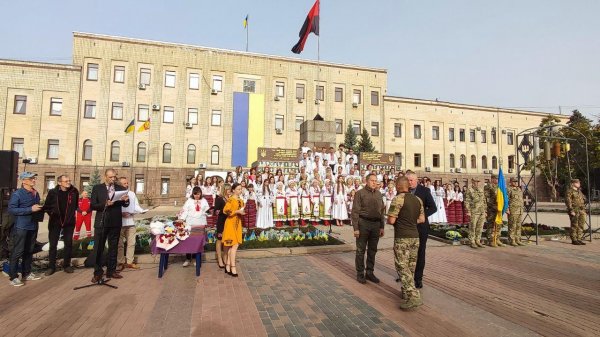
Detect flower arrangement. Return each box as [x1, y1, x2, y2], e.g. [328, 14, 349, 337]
[445, 230, 462, 240]
[150, 219, 190, 250]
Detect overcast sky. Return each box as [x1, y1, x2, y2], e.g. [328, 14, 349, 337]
[2, 0, 598, 120]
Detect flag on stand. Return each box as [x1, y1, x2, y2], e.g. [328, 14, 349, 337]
[243, 14, 248, 28]
[138, 118, 150, 132]
[495, 167, 509, 224]
[124, 119, 135, 133]
[291, 0, 320, 54]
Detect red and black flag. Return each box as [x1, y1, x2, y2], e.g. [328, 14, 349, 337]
[291, 0, 320, 54]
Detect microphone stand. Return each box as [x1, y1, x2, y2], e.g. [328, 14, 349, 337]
[74, 186, 117, 290]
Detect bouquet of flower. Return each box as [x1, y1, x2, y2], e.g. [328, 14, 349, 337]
[173, 219, 190, 241]
[151, 221, 180, 250]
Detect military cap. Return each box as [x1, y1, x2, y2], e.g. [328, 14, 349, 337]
[490, 174, 498, 179]
[571, 179, 580, 184]
[509, 177, 518, 183]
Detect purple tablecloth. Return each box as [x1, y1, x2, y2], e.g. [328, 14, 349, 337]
[151, 234, 206, 255]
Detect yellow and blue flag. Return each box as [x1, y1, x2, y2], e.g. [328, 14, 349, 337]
[243, 14, 248, 28]
[232, 92, 264, 166]
[124, 119, 135, 133]
[495, 167, 509, 224]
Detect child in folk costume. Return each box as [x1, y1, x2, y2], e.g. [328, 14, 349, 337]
[256, 182, 273, 229]
[244, 184, 257, 228]
[286, 180, 300, 226]
[384, 181, 396, 214]
[273, 181, 287, 227]
[320, 179, 334, 226]
[309, 179, 322, 226]
[347, 189, 356, 215]
[332, 175, 349, 226]
[299, 181, 312, 226]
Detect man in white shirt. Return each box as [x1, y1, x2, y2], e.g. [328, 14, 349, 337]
[313, 146, 322, 163]
[333, 157, 347, 176]
[117, 177, 147, 270]
[300, 141, 311, 155]
[334, 144, 347, 166]
[326, 147, 336, 170]
[345, 157, 356, 174]
[299, 152, 314, 172]
[346, 148, 358, 164]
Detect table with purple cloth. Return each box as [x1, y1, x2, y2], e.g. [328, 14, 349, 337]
[151, 234, 206, 278]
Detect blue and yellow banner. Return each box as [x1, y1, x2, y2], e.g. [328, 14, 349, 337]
[496, 167, 509, 224]
[232, 92, 264, 167]
[124, 119, 135, 133]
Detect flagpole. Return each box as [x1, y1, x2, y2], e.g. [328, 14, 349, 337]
[246, 20, 249, 52]
[316, 0, 320, 118]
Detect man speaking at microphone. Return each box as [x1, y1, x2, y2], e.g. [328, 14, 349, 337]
[90, 169, 129, 283]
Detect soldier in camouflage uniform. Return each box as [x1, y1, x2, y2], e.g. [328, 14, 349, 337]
[484, 174, 504, 247]
[506, 177, 526, 246]
[464, 178, 486, 249]
[565, 179, 587, 245]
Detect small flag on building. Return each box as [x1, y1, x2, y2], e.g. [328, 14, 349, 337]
[138, 118, 150, 132]
[292, 0, 320, 54]
[124, 119, 135, 133]
[243, 14, 248, 28]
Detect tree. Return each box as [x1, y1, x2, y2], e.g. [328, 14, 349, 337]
[344, 122, 358, 152]
[357, 128, 376, 153]
[561, 110, 600, 192]
[85, 166, 101, 195]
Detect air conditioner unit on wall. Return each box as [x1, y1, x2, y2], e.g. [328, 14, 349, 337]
[198, 163, 207, 169]
[297, 98, 303, 103]
[274, 96, 280, 101]
[425, 167, 431, 172]
[152, 104, 160, 111]
[315, 99, 320, 105]
[138, 84, 146, 90]
[352, 103, 358, 108]
[122, 161, 130, 167]
[27, 157, 37, 164]
[449, 168, 454, 173]
[211, 89, 218, 95]
[455, 168, 462, 173]
[185, 122, 193, 129]
[275, 128, 283, 134]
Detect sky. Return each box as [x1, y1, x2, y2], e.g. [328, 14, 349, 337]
[1, 0, 599, 121]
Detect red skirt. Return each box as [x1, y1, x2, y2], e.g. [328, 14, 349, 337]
[244, 200, 257, 228]
[460, 202, 469, 224]
[204, 195, 216, 227]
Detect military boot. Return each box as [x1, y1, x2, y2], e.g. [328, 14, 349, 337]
[400, 297, 423, 311]
[510, 241, 518, 247]
[476, 241, 485, 248]
[496, 240, 505, 247]
[517, 240, 527, 246]
[470, 242, 478, 249]
[488, 238, 497, 247]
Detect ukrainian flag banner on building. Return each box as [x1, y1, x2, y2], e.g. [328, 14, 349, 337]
[232, 92, 265, 167]
[496, 167, 509, 224]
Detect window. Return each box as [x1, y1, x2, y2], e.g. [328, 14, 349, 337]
[335, 87, 343, 102]
[188, 108, 198, 125]
[111, 102, 123, 120]
[275, 114, 285, 130]
[371, 91, 379, 106]
[135, 174, 145, 193]
[275, 82, 285, 97]
[482, 156, 488, 169]
[470, 155, 477, 169]
[161, 178, 170, 195]
[414, 153, 422, 167]
[165, 71, 176, 88]
[371, 122, 379, 136]
[316, 85, 324, 101]
[87, 63, 98, 81]
[296, 83, 305, 99]
[460, 155, 466, 168]
[138, 104, 149, 122]
[459, 129, 465, 142]
[187, 144, 196, 164]
[492, 156, 498, 169]
[211, 145, 220, 165]
[114, 66, 125, 83]
[352, 121, 361, 134]
[243, 80, 256, 93]
[212, 75, 223, 92]
[295, 116, 304, 131]
[470, 129, 476, 143]
[47, 139, 59, 159]
[45, 175, 56, 191]
[140, 68, 151, 86]
[394, 123, 402, 137]
[481, 130, 487, 143]
[491, 129, 497, 144]
[80, 176, 90, 193]
[449, 154, 455, 168]
[211, 110, 222, 126]
[14, 95, 26, 114]
[137, 142, 146, 162]
[162, 143, 172, 163]
[84, 100, 96, 118]
[394, 153, 403, 167]
[449, 128, 455, 141]
[82, 140, 93, 161]
[189, 73, 200, 90]
[335, 119, 344, 134]
[507, 131, 514, 145]
[163, 106, 174, 123]
[50, 97, 63, 116]
[433, 154, 440, 167]
[110, 141, 120, 162]
[432, 126, 439, 140]
[11, 138, 24, 157]
[508, 155, 515, 169]
[352, 89, 361, 104]
[414, 125, 422, 139]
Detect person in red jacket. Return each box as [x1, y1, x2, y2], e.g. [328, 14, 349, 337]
[74, 190, 92, 240]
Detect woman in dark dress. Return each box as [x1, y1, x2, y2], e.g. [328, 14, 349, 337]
[214, 184, 231, 269]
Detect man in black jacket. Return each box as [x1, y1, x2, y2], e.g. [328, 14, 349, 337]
[405, 171, 436, 289]
[44, 175, 79, 275]
[90, 169, 129, 282]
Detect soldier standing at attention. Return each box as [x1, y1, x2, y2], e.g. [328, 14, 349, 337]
[387, 176, 426, 311]
[484, 174, 503, 247]
[565, 179, 587, 245]
[506, 177, 526, 246]
[465, 178, 486, 249]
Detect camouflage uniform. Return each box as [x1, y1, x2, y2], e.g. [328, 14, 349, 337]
[464, 184, 486, 247]
[565, 186, 586, 242]
[507, 184, 524, 245]
[484, 182, 502, 246]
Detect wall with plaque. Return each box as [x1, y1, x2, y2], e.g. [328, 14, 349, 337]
[252, 148, 300, 174]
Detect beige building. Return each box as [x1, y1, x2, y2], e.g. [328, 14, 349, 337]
[0, 32, 567, 202]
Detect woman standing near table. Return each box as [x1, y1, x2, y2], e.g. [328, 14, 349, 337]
[179, 186, 210, 267]
[222, 183, 245, 277]
[214, 184, 231, 269]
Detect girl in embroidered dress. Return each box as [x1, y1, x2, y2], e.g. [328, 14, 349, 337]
[272, 181, 287, 227]
[309, 179, 321, 226]
[384, 180, 396, 214]
[298, 180, 312, 226]
[332, 175, 348, 226]
[286, 180, 300, 227]
[244, 184, 257, 228]
[320, 179, 334, 226]
[256, 181, 273, 229]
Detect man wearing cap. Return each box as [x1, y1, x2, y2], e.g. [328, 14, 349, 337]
[465, 177, 486, 249]
[506, 177, 525, 246]
[565, 179, 587, 245]
[7, 172, 44, 286]
[484, 174, 503, 247]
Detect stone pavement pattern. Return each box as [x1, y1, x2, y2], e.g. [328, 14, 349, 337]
[0, 240, 599, 337]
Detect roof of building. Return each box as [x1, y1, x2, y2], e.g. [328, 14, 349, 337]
[0, 59, 80, 72]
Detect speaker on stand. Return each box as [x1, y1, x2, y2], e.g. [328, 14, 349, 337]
[0, 151, 19, 190]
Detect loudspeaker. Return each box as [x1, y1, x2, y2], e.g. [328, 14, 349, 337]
[0, 151, 19, 189]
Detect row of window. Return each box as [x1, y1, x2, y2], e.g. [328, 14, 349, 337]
[42, 174, 170, 196]
[408, 153, 515, 170]
[10, 138, 61, 159]
[393, 123, 514, 145]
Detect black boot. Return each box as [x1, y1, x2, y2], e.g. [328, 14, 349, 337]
[365, 273, 380, 283]
[357, 273, 366, 284]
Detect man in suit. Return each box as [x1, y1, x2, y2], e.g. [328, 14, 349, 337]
[404, 171, 436, 289]
[90, 169, 129, 283]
